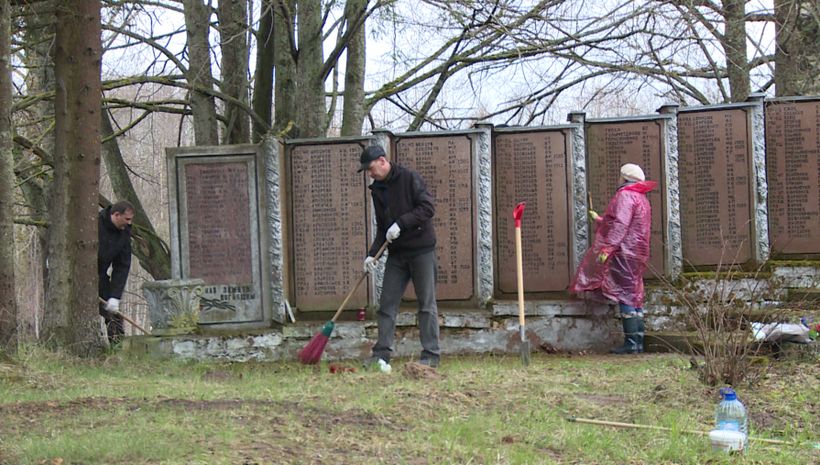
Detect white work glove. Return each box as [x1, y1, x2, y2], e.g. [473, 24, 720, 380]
[386, 223, 401, 243]
[364, 256, 378, 273]
[105, 297, 120, 313]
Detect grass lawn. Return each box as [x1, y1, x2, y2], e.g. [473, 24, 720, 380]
[0, 348, 816, 464]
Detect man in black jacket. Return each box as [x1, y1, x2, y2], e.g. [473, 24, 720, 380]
[359, 145, 441, 367]
[98, 201, 134, 344]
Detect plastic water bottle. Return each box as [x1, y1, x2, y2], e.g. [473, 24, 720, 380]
[715, 387, 748, 449]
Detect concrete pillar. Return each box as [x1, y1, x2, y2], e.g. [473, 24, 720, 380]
[473, 122, 495, 306]
[746, 93, 770, 263]
[261, 135, 286, 323]
[657, 104, 683, 279]
[567, 111, 588, 271]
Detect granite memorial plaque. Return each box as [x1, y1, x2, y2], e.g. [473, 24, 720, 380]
[169, 146, 270, 327]
[288, 142, 369, 311]
[494, 129, 571, 293]
[765, 99, 820, 255]
[586, 120, 665, 275]
[394, 135, 474, 301]
[678, 108, 753, 265]
[185, 162, 253, 284]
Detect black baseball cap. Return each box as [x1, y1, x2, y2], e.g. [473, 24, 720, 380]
[357, 145, 386, 172]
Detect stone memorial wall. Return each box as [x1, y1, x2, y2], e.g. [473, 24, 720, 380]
[493, 128, 573, 294]
[678, 106, 754, 266]
[166, 145, 272, 328]
[393, 133, 476, 301]
[285, 140, 370, 311]
[585, 118, 667, 276]
[765, 97, 820, 256]
[163, 94, 817, 330]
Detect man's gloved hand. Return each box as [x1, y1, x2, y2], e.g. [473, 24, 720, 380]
[386, 223, 401, 243]
[363, 256, 378, 273]
[105, 297, 120, 313]
[588, 210, 600, 221]
[597, 252, 609, 264]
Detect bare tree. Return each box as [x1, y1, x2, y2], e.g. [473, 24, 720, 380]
[272, 0, 297, 134]
[773, 0, 819, 95]
[293, 1, 326, 137]
[183, 0, 219, 145]
[217, 0, 251, 143]
[252, 0, 275, 141]
[42, 0, 105, 356]
[340, 0, 368, 136]
[0, 0, 17, 356]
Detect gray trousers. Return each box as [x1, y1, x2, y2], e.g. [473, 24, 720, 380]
[372, 249, 441, 361]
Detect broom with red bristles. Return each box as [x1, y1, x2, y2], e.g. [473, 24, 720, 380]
[298, 242, 388, 364]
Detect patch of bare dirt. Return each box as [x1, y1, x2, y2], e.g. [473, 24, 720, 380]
[0, 397, 402, 438]
[402, 361, 441, 380]
[574, 393, 628, 406]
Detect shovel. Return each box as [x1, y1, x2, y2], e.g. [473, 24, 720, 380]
[513, 202, 529, 366]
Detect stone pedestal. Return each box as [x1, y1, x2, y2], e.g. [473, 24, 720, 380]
[142, 279, 205, 335]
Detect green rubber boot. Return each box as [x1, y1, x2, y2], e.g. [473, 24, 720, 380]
[610, 317, 641, 354]
[636, 316, 645, 353]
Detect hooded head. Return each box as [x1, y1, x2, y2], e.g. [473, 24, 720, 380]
[620, 163, 645, 183]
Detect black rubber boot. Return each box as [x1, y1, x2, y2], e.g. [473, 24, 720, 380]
[636, 316, 645, 353]
[610, 317, 641, 354]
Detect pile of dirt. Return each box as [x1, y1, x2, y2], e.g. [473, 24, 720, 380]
[402, 361, 441, 380]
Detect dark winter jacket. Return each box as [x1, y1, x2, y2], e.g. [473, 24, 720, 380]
[98, 206, 132, 299]
[368, 162, 436, 257]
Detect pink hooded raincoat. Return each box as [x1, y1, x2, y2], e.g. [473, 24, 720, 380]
[570, 180, 657, 308]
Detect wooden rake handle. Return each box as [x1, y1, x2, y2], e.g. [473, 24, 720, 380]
[98, 297, 149, 335]
[330, 241, 389, 323]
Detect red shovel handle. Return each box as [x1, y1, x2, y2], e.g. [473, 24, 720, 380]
[513, 202, 526, 227]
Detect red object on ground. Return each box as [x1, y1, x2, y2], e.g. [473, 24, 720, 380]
[329, 363, 357, 374]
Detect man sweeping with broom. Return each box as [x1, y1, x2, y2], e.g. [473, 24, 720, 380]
[359, 145, 441, 368]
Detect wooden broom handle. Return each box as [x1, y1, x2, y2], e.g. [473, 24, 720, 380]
[330, 241, 389, 323]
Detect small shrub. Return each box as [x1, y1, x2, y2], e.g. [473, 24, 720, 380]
[653, 241, 789, 387]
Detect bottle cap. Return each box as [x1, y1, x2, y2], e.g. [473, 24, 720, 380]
[719, 387, 737, 401]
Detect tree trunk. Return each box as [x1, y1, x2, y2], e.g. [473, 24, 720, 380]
[16, 0, 55, 341]
[42, 0, 105, 356]
[218, 0, 251, 144]
[774, 0, 819, 96]
[273, 0, 297, 135]
[183, 0, 220, 146]
[101, 111, 171, 279]
[340, 0, 367, 136]
[252, 0, 275, 142]
[722, 0, 750, 102]
[294, 0, 326, 138]
[0, 0, 17, 356]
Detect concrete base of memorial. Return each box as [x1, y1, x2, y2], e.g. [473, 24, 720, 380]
[122, 264, 819, 362]
[121, 302, 621, 363]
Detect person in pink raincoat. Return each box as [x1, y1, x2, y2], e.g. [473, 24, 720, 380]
[570, 163, 657, 354]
